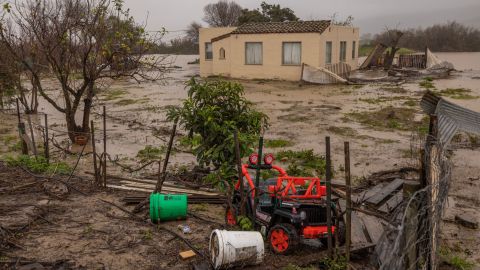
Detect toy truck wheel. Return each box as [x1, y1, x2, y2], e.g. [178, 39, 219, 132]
[224, 206, 237, 227]
[268, 223, 299, 254]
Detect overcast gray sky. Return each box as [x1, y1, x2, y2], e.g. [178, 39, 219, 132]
[124, 0, 480, 40]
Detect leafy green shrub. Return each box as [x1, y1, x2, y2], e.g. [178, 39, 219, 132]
[439, 245, 475, 270]
[168, 78, 268, 184]
[320, 256, 348, 270]
[283, 264, 316, 270]
[4, 155, 71, 174]
[179, 134, 202, 149]
[277, 149, 327, 177]
[136, 145, 166, 162]
[261, 168, 279, 180]
[237, 215, 253, 231]
[8, 141, 22, 152]
[264, 139, 293, 148]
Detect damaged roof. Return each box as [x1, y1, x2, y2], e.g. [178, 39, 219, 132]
[211, 20, 331, 42]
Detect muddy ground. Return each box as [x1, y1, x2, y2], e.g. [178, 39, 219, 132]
[1, 53, 479, 269]
[0, 163, 373, 269]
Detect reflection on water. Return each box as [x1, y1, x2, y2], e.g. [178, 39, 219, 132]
[358, 52, 480, 71]
[434, 52, 480, 71]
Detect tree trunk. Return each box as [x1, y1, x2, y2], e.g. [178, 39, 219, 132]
[0, 88, 3, 110]
[81, 83, 95, 135]
[30, 77, 38, 113]
[65, 111, 80, 142]
[384, 47, 400, 70]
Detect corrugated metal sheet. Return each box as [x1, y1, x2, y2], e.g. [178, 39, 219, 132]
[421, 91, 480, 144]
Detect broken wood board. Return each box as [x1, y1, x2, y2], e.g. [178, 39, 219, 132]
[377, 190, 404, 214]
[87, 171, 217, 193]
[351, 211, 370, 244]
[356, 212, 385, 244]
[366, 179, 403, 206]
[352, 183, 386, 204]
[110, 180, 219, 196]
[179, 250, 196, 259]
[106, 184, 218, 197]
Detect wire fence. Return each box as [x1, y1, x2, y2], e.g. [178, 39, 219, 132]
[374, 138, 451, 270]
[0, 101, 180, 190]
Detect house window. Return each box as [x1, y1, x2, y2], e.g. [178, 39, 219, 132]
[282, 42, 301, 65]
[340, 41, 347, 62]
[205, 42, 212, 60]
[219, 48, 225, 59]
[352, 41, 356, 59]
[245, 42, 262, 65]
[325, 41, 332, 64]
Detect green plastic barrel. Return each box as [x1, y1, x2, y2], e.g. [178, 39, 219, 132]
[149, 193, 188, 222]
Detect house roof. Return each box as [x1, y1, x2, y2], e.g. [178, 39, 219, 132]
[231, 20, 331, 34]
[211, 20, 331, 42]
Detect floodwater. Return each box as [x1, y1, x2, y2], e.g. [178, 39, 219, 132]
[23, 52, 480, 176]
[3, 52, 479, 266]
[434, 52, 480, 71]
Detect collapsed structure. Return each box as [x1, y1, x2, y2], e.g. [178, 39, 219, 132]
[351, 44, 455, 82]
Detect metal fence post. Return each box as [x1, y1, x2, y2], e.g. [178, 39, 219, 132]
[326, 136, 333, 257]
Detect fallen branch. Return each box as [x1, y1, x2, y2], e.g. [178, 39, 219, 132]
[157, 226, 211, 266]
[188, 212, 224, 227]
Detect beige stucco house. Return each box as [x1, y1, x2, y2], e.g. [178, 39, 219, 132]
[199, 20, 359, 81]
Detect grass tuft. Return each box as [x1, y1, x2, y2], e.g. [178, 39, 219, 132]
[264, 139, 293, 148]
[438, 88, 478, 100]
[4, 155, 71, 174]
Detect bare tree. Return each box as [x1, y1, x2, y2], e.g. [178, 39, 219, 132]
[377, 27, 404, 70]
[0, 28, 44, 113]
[186, 21, 202, 43]
[203, 0, 242, 27]
[0, 0, 166, 142]
[330, 13, 354, 26]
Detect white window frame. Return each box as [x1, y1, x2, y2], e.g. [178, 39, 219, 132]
[325, 41, 332, 64]
[245, 42, 263, 65]
[352, 41, 356, 59]
[340, 41, 347, 62]
[282, 42, 302, 66]
[205, 42, 212, 60]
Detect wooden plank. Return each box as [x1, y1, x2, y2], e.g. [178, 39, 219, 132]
[179, 250, 196, 259]
[350, 211, 369, 244]
[357, 212, 385, 244]
[366, 179, 404, 206]
[118, 180, 218, 196]
[351, 183, 386, 204]
[107, 184, 153, 193]
[377, 190, 404, 213]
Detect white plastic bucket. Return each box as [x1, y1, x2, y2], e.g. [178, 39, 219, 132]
[209, 229, 264, 269]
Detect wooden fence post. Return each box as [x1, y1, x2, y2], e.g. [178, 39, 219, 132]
[103, 105, 107, 187]
[16, 99, 28, 155]
[326, 136, 333, 257]
[26, 113, 37, 157]
[425, 114, 440, 270]
[344, 141, 352, 267]
[155, 120, 177, 193]
[91, 120, 99, 184]
[253, 135, 264, 224]
[233, 129, 245, 216]
[44, 114, 49, 163]
[403, 180, 422, 270]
